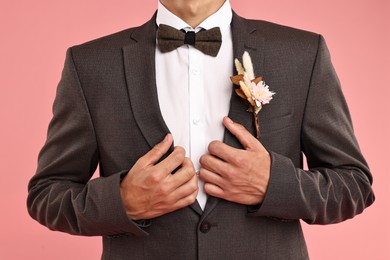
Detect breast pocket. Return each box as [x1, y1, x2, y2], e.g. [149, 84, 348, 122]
[259, 112, 300, 157]
[260, 112, 294, 135]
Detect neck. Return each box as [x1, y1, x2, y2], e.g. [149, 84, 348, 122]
[159, 0, 226, 28]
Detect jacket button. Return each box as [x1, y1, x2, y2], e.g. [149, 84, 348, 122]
[200, 221, 211, 233]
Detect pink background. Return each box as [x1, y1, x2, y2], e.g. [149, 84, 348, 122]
[1, 0, 389, 259]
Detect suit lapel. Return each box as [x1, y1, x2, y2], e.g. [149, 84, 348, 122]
[226, 12, 265, 147]
[123, 15, 171, 150]
[123, 15, 203, 216]
[202, 12, 266, 218]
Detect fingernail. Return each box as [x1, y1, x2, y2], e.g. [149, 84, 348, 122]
[163, 134, 169, 142]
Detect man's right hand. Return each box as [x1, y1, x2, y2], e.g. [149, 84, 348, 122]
[120, 134, 198, 220]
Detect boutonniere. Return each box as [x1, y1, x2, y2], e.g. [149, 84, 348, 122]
[230, 51, 275, 138]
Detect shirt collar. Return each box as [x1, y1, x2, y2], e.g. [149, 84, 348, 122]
[156, 0, 232, 35]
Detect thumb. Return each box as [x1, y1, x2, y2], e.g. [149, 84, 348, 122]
[223, 117, 261, 151]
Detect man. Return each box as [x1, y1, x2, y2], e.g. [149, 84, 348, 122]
[27, 0, 375, 259]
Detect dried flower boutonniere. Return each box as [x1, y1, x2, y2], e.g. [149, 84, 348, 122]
[230, 51, 275, 138]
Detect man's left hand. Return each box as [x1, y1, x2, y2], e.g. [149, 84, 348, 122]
[199, 116, 271, 205]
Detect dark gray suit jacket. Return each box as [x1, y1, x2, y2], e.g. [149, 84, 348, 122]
[27, 12, 375, 260]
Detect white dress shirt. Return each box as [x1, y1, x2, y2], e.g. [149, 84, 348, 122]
[155, 0, 233, 210]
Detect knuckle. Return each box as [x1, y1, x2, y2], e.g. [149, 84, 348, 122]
[184, 168, 195, 179]
[223, 168, 234, 180]
[182, 158, 195, 172]
[191, 195, 197, 203]
[187, 194, 197, 204]
[147, 172, 161, 184]
[187, 181, 198, 193]
[203, 183, 213, 195]
[199, 155, 205, 165]
[136, 156, 147, 166]
[171, 155, 183, 166]
[208, 141, 219, 152]
[199, 154, 209, 165]
[198, 168, 205, 178]
[152, 145, 165, 158]
[174, 146, 185, 157]
[171, 147, 185, 164]
[232, 154, 245, 166]
[165, 195, 175, 205]
[184, 157, 194, 167]
[159, 185, 171, 196]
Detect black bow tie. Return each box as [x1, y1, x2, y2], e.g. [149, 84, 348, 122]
[157, 24, 222, 57]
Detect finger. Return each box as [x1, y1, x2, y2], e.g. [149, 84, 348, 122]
[171, 172, 198, 201]
[138, 134, 173, 167]
[207, 140, 242, 164]
[199, 154, 229, 176]
[204, 182, 225, 198]
[168, 157, 196, 187]
[198, 168, 225, 187]
[171, 186, 198, 210]
[156, 146, 186, 176]
[223, 117, 261, 151]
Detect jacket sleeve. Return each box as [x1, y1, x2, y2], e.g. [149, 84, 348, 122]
[249, 35, 375, 224]
[27, 48, 148, 237]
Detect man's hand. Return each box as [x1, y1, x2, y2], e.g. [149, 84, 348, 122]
[120, 134, 198, 220]
[199, 117, 271, 205]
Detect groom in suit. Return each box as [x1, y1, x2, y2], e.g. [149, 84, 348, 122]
[27, 0, 374, 259]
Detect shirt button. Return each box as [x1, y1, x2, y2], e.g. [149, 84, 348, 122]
[192, 68, 200, 75]
[200, 221, 211, 233]
[192, 118, 200, 125]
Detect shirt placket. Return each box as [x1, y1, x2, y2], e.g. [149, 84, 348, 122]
[188, 45, 207, 209]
